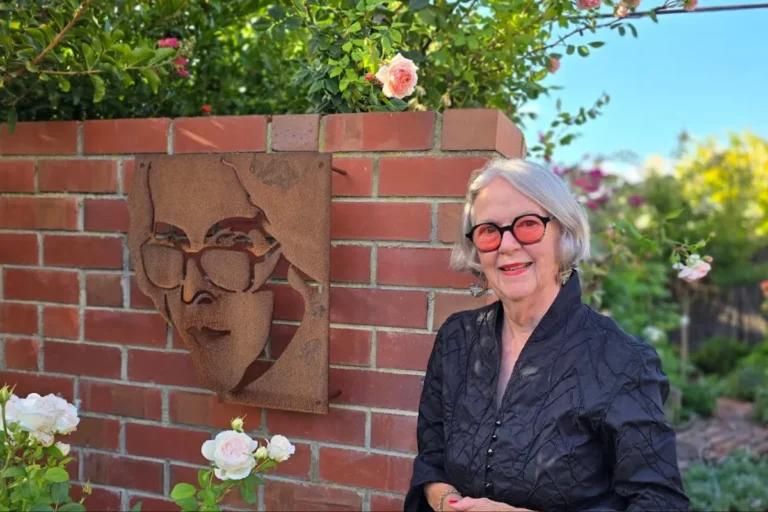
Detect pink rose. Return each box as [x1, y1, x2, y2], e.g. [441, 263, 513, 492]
[157, 38, 180, 48]
[174, 56, 189, 67]
[628, 0, 641, 6]
[364, 73, 375, 82]
[628, 195, 646, 207]
[549, 57, 560, 74]
[614, 2, 628, 17]
[683, 0, 697, 10]
[761, 280, 768, 296]
[201, 431, 258, 480]
[586, 200, 600, 210]
[375, 54, 419, 100]
[176, 68, 190, 78]
[673, 255, 712, 282]
[575, 0, 602, 10]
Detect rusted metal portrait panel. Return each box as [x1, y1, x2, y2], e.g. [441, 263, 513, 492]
[127, 153, 331, 414]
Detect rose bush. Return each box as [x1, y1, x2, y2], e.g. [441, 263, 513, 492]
[0, 384, 86, 512]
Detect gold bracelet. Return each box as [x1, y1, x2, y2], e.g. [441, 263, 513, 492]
[437, 488, 461, 512]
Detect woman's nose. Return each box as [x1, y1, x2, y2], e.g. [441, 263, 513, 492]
[181, 258, 208, 304]
[498, 230, 521, 253]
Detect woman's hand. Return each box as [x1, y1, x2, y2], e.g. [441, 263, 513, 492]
[448, 496, 535, 512]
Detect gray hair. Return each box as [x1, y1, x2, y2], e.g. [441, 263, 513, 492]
[450, 158, 590, 277]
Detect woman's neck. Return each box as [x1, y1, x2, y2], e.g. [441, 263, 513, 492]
[501, 280, 562, 342]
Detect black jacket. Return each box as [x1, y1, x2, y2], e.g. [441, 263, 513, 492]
[405, 273, 689, 511]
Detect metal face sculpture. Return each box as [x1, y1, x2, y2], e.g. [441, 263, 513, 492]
[128, 153, 331, 414]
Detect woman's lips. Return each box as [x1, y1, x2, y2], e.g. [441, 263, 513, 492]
[499, 262, 532, 276]
[188, 327, 231, 345]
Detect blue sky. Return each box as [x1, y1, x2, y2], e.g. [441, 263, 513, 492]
[524, 0, 768, 178]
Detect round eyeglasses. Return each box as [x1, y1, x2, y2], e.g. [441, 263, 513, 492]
[466, 214, 552, 252]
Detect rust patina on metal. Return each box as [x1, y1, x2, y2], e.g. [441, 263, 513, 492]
[127, 153, 331, 414]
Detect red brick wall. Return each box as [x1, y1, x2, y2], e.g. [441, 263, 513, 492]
[0, 110, 525, 511]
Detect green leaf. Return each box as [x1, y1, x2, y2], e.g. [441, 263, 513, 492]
[175, 497, 198, 511]
[391, 29, 402, 43]
[0, 34, 12, 56]
[50, 482, 69, 504]
[40, 25, 57, 44]
[665, 208, 685, 221]
[42, 467, 69, 483]
[26, 28, 47, 48]
[348, 22, 361, 34]
[2, 466, 25, 478]
[588, 41, 604, 48]
[308, 80, 325, 93]
[649, 9, 658, 22]
[130, 502, 142, 512]
[149, 47, 175, 65]
[90, 75, 106, 103]
[339, 79, 349, 92]
[577, 46, 590, 57]
[140, 68, 160, 94]
[329, 67, 343, 78]
[566, 45, 575, 55]
[629, 23, 638, 37]
[342, 41, 352, 52]
[129, 46, 156, 66]
[409, 0, 430, 10]
[618, 26, 626, 36]
[29, 505, 53, 512]
[199, 488, 216, 506]
[82, 43, 96, 70]
[197, 469, 211, 489]
[170, 483, 197, 501]
[111, 43, 132, 57]
[58, 504, 86, 512]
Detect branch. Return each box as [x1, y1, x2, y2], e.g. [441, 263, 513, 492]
[2, 0, 94, 85]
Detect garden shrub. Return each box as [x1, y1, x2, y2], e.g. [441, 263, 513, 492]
[683, 450, 768, 512]
[692, 337, 752, 376]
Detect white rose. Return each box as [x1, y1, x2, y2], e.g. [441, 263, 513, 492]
[201, 430, 258, 481]
[4, 393, 79, 446]
[266, 435, 295, 462]
[55, 442, 71, 457]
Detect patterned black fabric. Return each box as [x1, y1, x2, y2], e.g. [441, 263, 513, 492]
[405, 273, 689, 511]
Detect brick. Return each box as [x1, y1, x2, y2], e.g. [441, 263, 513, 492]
[43, 306, 80, 339]
[0, 302, 38, 335]
[271, 324, 371, 366]
[169, 390, 262, 430]
[324, 112, 435, 152]
[273, 441, 312, 479]
[84, 199, 129, 232]
[267, 407, 366, 446]
[265, 480, 363, 512]
[63, 416, 120, 450]
[72, 484, 122, 512]
[371, 494, 405, 511]
[0, 160, 35, 191]
[44, 341, 122, 378]
[170, 465, 254, 509]
[84, 118, 170, 154]
[86, 273, 123, 307]
[437, 202, 464, 243]
[330, 288, 427, 328]
[377, 331, 434, 371]
[39, 160, 118, 193]
[85, 310, 167, 346]
[129, 276, 155, 309]
[126, 423, 210, 464]
[123, 159, 136, 194]
[84, 452, 164, 494]
[371, 414, 418, 453]
[44, 234, 123, 269]
[128, 349, 199, 387]
[0, 197, 78, 230]
[3, 268, 80, 304]
[0, 121, 78, 155]
[329, 368, 423, 410]
[332, 202, 431, 241]
[319, 448, 412, 493]
[272, 114, 320, 151]
[4, 337, 39, 370]
[173, 116, 267, 153]
[80, 379, 162, 420]
[441, 109, 525, 157]
[377, 248, 474, 288]
[378, 157, 488, 197]
[0, 233, 38, 264]
[332, 157, 373, 196]
[0, 371, 73, 400]
[273, 244, 370, 283]
[128, 495, 176, 512]
[433, 292, 488, 329]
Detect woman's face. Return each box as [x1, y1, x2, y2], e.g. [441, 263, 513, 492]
[472, 177, 562, 303]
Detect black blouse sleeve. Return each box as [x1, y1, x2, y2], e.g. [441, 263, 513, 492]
[601, 341, 690, 511]
[404, 329, 448, 512]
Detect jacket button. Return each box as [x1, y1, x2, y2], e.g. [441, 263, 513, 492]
[491, 434, 498, 441]
[495, 420, 501, 426]
[485, 483, 492, 489]
[486, 465, 491, 472]
[487, 448, 493, 455]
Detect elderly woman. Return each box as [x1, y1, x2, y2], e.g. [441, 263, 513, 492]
[405, 159, 688, 512]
